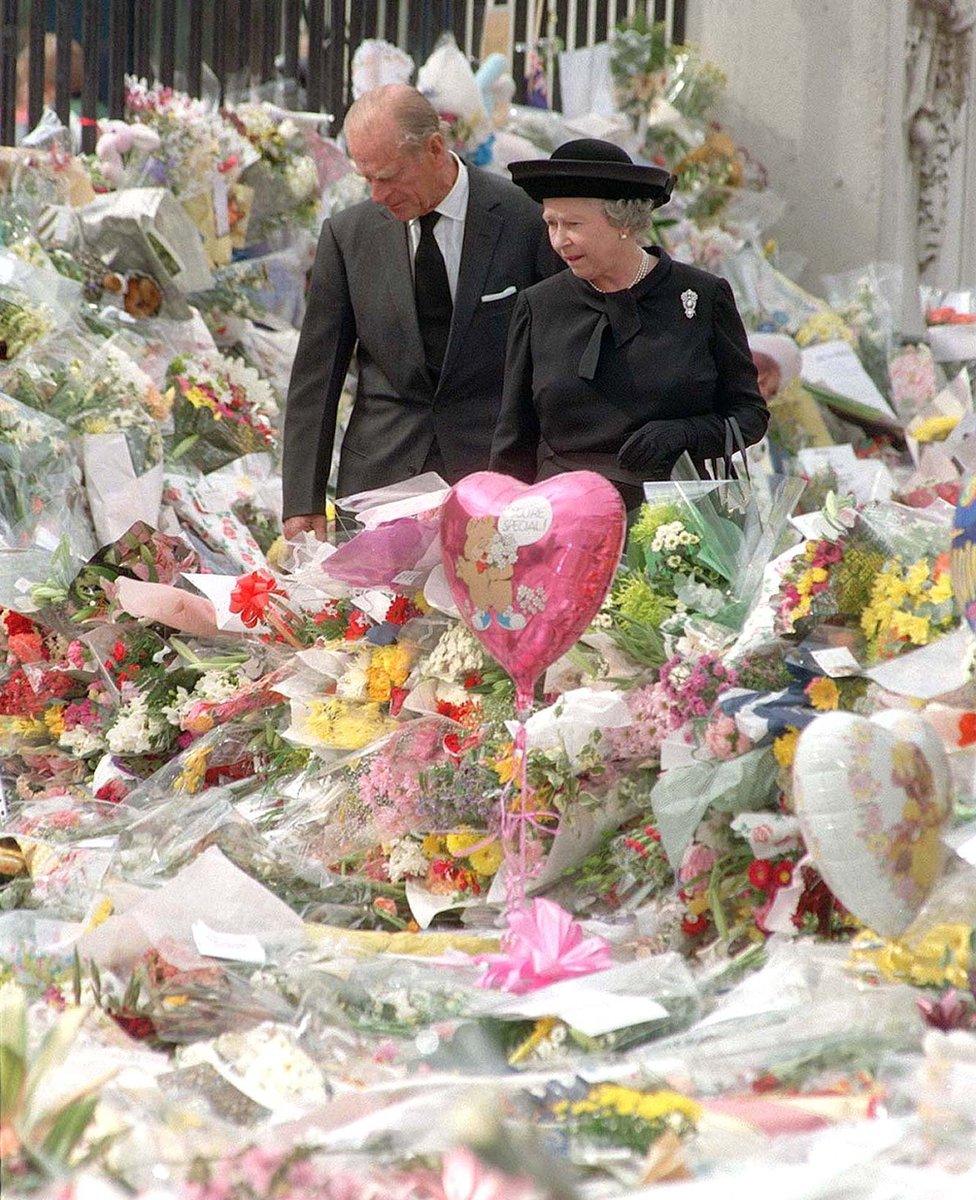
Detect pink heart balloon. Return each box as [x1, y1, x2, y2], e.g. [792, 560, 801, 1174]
[440, 471, 626, 711]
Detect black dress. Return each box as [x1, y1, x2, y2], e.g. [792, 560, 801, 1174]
[489, 247, 769, 510]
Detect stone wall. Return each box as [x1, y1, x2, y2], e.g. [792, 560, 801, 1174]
[685, 0, 900, 296]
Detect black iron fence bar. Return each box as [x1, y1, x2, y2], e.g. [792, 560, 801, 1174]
[81, 0, 99, 151]
[266, 0, 281, 82]
[159, 0, 177, 86]
[346, 0, 364, 106]
[26, 0, 43, 132]
[54, 0, 72, 126]
[249, 0, 265, 87]
[187, 0, 204, 98]
[133, 0, 151, 81]
[213, 0, 227, 101]
[0, 0, 689, 147]
[325, 2, 345, 125]
[236, 0, 250, 83]
[108, 0, 128, 119]
[0, 0, 16, 148]
[306, 0, 324, 111]
[283, 0, 300, 80]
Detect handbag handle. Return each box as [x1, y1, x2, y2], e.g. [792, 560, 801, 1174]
[706, 416, 752, 483]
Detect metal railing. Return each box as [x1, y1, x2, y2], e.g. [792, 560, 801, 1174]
[0, 1, 688, 150]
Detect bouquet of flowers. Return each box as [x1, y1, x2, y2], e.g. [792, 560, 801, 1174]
[124, 79, 254, 201]
[3, 341, 165, 479]
[549, 1081, 702, 1154]
[166, 350, 279, 473]
[774, 498, 956, 660]
[609, 475, 802, 659]
[0, 285, 53, 362]
[226, 104, 321, 243]
[0, 392, 88, 551]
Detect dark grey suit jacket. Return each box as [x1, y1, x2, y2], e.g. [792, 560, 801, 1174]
[282, 166, 561, 519]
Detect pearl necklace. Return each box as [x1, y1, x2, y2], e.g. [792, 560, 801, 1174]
[589, 248, 651, 294]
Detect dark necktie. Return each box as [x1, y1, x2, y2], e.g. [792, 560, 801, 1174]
[414, 211, 453, 378]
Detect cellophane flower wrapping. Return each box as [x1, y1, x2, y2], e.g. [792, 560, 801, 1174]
[0, 391, 94, 555]
[627, 473, 804, 633]
[166, 350, 278, 474]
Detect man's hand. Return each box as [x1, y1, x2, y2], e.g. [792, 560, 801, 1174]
[283, 514, 329, 542]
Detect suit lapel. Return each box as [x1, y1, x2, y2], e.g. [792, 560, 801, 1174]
[376, 207, 432, 388]
[439, 170, 503, 385]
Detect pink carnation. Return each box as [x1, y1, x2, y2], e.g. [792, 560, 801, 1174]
[679, 842, 717, 883]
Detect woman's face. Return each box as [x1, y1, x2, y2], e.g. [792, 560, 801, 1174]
[752, 351, 782, 401]
[542, 197, 626, 281]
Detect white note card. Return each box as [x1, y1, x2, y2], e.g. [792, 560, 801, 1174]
[810, 646, 862, 677]
[192, 920, 266, 965]
[496, 984, 668, 1036]
[801, 340, 899, 426]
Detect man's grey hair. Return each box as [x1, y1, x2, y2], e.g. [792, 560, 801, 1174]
[602, 198, 657, 238]
[344, 83, 448, 150]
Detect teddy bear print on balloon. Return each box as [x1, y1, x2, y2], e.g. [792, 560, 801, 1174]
[454, 515, 529, 631]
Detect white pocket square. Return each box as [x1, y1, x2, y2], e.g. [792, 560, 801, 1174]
[481, 285, 517, 303]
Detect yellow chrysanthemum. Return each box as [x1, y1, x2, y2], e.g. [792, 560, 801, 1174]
[266, 536, 288, 570]
[904, 559, 931, 596]
[570, 1084, 702, 1126]
[773, 727, 800, 768]
[636, 1091, 703, 1124]
[445, 829, 482, 856]
[468, 841, 504, 876]
[929, 572, 953, 605]
[366, 643, 415, 702]
[795, 311, 855, 348]
[304, 698, 392, 750]
[492, 744, 519, 785]
[422, 834, 446, 856]
[850, 923, 972, 989]
[43, 704, 66, 737]
[889, 609, 931, 646]
[806, 676, 840, 712]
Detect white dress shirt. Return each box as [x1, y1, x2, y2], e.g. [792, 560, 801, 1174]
[408, 154, 469, 301]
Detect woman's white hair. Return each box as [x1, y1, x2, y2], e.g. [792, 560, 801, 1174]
[602, 198, 657, 238]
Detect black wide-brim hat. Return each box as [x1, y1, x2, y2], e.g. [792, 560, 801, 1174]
[509, 138, 674, 207]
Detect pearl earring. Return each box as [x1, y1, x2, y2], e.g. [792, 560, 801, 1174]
[619, 232, 628, 239]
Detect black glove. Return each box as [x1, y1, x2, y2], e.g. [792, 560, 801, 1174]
[617, 419, 690, 479]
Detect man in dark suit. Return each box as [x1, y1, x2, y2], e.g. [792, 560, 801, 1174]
[282, 84, 561, 540]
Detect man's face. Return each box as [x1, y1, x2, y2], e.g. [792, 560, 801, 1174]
[347, 123, 447, 221]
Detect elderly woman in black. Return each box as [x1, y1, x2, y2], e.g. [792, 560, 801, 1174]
[489, 139, 768, 512]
